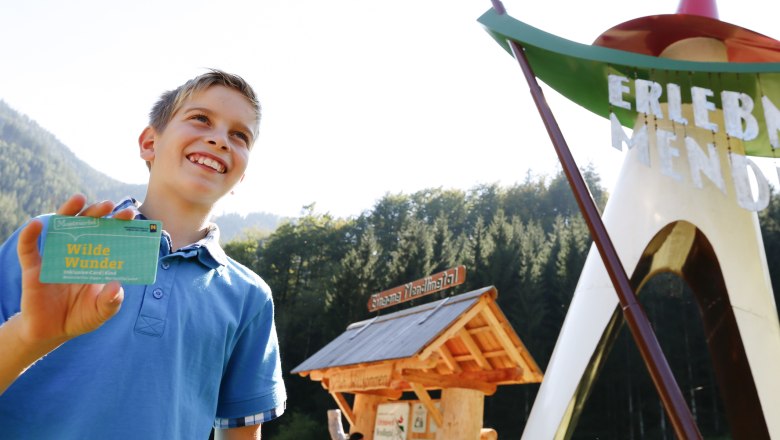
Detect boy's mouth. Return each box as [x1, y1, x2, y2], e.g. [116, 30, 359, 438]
[187, 153, 227, 174]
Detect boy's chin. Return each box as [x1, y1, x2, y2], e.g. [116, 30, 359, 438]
[177, 186, 232, 209]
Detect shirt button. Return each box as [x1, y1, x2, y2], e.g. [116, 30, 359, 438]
[152, 288, 164, 299]
[161, 261, 170, 270]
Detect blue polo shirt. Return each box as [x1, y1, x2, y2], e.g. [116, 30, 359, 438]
[0, 204, 286, 438]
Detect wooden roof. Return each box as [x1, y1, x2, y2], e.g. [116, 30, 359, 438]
[292, 286, 543, 396]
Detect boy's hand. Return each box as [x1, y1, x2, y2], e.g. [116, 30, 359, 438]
[15, 194, 135, 347]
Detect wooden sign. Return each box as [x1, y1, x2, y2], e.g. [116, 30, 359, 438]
[328, 363, 394, 392]
[367, 266, 466, 312]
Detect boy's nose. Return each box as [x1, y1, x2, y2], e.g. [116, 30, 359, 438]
[207, 133, 229, 151]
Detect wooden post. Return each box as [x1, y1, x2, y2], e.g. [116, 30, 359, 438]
[352, 393, 387, 440]
[435, 388, 485, 440]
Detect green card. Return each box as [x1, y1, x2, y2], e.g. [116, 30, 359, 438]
[40, 215, 162, 285]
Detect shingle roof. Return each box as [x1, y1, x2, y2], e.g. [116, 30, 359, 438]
[292, 288, 490, 374]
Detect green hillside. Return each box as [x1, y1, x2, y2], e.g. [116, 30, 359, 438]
[0, 100, 145, 237]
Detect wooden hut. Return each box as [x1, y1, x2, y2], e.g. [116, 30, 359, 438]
[291, 286, 543, 439]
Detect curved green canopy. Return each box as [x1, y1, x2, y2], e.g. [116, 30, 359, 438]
[478, 9, 780, 157]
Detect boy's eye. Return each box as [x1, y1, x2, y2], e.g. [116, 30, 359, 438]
[192, 114, 209, 123]
[233, 131, 250, 145]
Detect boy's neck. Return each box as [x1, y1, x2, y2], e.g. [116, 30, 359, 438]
[137, 194, 214, 251]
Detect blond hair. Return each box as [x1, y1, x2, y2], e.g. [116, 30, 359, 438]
[148, 69, 261, 138]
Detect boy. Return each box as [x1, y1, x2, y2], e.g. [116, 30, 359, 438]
[0, 70, 286, 439]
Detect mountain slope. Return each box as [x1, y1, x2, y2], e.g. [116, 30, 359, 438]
[0, 100, 146, 237]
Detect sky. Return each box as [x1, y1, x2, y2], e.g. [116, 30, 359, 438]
[1, 0, 778, 219]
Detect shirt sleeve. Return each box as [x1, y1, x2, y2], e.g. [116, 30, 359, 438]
[0, 217, 47, 321]
[214, 282, 286, 427]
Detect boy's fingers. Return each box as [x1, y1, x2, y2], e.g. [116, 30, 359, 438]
[112, 208, 136, 221]
[55, 195, 130, 220]
[17, 219, 44, 270]
[96, 282, 124, 323]
[77, 200, 115, 219]
[55, 194, 88, 216]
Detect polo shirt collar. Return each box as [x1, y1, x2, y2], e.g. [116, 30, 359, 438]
[178, 224, 229, 269]
[110, 197, 229, 269]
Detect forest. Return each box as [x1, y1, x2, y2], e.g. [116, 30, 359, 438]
[2, 99, 780, 438]
[221, 173, 780, 440]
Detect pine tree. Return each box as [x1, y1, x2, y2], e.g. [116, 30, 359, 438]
[463, 216, 494, 291]
[385, 218, 434, 290]
[327, 225, 380, 328]
[430, 215, 457, 273]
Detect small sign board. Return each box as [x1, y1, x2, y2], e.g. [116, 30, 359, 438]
[374, 401, 440, 440]
[411, 403, 428, 434]
[367, 266, 466, 312]
[374, 402, 409, 440]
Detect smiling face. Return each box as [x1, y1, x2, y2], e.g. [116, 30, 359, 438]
[139, 85, 257, 210]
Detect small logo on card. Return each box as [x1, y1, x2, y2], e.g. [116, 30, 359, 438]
[53, 217, 99, 230]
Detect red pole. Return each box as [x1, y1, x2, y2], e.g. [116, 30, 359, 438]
[505, 36, 703, 440]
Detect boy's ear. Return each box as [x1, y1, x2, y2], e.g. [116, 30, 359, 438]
[138, 126, 157, 162]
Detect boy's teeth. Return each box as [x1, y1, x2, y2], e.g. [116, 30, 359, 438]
[189, 155, 225, 173]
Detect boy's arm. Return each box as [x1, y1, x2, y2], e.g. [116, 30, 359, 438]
[215, 425, 262, 440]
[0, 195, 134, 395]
